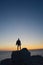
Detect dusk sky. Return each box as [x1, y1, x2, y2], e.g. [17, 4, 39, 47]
[0, 0, 43, 50]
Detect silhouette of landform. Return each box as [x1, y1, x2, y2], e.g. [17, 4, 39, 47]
[0, 48, 43, 65]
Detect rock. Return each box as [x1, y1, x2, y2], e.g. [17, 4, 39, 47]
[11, 48, 31, 65]
[0, 48, 43, 65]
[0, 58, 13, 65]
[31, 55, 43, 65]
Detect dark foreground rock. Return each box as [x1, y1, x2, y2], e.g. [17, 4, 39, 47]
[0, 48, 43, 65]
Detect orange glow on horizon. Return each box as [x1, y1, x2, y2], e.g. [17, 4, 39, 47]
[0, 44, 43, 51]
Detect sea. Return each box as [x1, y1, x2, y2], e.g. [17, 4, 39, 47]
[0, 50, 43, 61]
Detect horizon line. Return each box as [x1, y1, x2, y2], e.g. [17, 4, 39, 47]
[0, 48, 43, 51]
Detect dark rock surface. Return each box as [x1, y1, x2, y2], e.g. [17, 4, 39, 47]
[0, 48, 43, 65]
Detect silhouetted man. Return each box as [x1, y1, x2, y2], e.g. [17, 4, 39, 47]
[16, 38, 21, 50]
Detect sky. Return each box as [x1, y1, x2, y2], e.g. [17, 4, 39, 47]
[0, 0, 43, 50]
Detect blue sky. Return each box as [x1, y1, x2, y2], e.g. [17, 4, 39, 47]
[0, 0, 43, 50]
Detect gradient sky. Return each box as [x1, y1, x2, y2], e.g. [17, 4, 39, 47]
[0, 0, 43, 50]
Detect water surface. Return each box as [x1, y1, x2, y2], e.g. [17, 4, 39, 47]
[0, 50, 43, 61]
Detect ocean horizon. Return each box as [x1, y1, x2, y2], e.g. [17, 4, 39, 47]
[0, 49, 43, 61]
